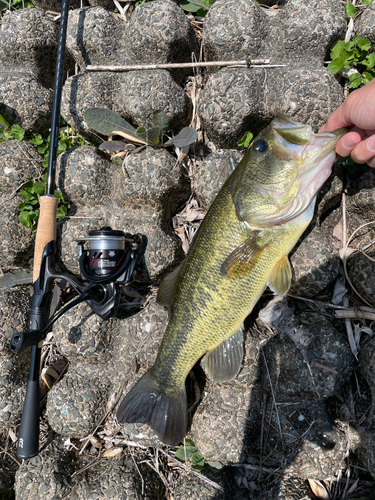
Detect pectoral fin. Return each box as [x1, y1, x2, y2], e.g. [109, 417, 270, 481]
[204, 326, 244, 383]
[267, 255, 292, 296]
[220, 232, 265, 278]
[157, 264, 182, 307]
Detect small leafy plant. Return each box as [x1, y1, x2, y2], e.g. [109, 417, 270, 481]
[179, 0, 216, 16]
[0, 0, 34, 14]
[237, 131, 254, 149]
[29, 125, 87, 168]
[175, 439, 222, 472]
[345, 0, 373, 19]
[18, 179, 70, 233]
[328, 35, 375, 89]
[84, 108, 198, 158]
[0, 123, 25, 141]
[337, 155, 368, 176]
[0, 117, 84, 231]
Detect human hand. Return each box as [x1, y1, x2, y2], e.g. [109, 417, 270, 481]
[320, 78, 375, 168]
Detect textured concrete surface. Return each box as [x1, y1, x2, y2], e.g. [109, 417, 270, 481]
[1, 1, 375, 498]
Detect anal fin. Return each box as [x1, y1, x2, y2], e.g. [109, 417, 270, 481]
[267, 255, 292, 296]
[204, 326, 244, 383]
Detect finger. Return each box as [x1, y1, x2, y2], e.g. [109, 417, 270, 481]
[323, 99, 355, 132]
[367, 156, 375, 169]
[350, 134, 375, 164]
[335, 129, 364, 157]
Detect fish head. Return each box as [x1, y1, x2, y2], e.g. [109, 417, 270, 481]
[233, 114, 346, 227]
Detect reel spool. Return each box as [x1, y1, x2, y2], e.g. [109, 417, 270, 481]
[76, 227, 144, 285]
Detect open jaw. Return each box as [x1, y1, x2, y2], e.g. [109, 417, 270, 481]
[255, 124, 346, 227]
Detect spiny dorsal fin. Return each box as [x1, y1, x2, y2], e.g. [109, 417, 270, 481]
[157, 263, 182, 307]
[204, 326, 244, 383]
[220, 231, 265, 278]
[267, 255, 292, 296]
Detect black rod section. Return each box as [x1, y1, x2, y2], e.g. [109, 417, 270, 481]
[46, 0, 70, 195]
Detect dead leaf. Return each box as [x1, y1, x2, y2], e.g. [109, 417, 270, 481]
[339, 403, 351, 422]
[106, 391, 119, 412]
[184, 208, 205, 222]
[41, 372, 53, 389]
[89, 435, 103, 449]
[331, 278, 348, 305]
[308, 479, 329, 499]
[64, 438, 78, 451]
[333, 217, 343, 242]
[8, 428, 17, 443]
[354, 323, 374, 353]
[347, 477, 359, 494]
[345, 16, 354, 43]
[44, 367, 59, 379]
[102, 447, 123, 457]
[339, 247, 357, 260]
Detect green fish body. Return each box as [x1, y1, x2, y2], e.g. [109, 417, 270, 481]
[117, 115, 346, 445]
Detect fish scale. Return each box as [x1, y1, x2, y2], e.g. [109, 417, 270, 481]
[117, 114, 346, 445]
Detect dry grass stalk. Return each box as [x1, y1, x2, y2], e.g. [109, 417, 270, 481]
[335, 308, 375, 321]
[341, 220, 375, 308]
[232, 462, 282, 476]
[86, 59, 286, 72]
[261, 349, 285, 453]
[0, 444, 21, 466]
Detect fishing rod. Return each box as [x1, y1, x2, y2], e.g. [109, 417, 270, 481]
[9, 0, 144, 459]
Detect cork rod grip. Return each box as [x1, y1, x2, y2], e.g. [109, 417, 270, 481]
[33, 196, 58, 283]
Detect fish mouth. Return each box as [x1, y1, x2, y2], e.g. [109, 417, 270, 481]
[253, 115, 347, 226]
[272, 114, 346, 162]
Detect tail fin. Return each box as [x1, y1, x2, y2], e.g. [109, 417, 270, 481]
[117, 370, 187, 446]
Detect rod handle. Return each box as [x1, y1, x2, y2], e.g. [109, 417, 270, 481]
[33, 195, 58, 283]
[17, 379, 40, 459]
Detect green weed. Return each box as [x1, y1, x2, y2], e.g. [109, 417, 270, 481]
[29, 124, 87, 168]
[0, 123, 25, 141]
[345, 0, 373, 19]
[0, 115, 85, 231]
[179, 0, 216, 16]
[175, 439, 222, 472]
[18, 179, 70, 233]
[237, 131, 254, 149]
[0, 0, 34, 14]
[328, 35, 375, 89]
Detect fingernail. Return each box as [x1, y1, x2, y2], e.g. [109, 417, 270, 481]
[368, 136, 375, 152]
[342, 135, 358, 149]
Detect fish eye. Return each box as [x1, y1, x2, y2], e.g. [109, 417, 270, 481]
[253, 139, 268, 153]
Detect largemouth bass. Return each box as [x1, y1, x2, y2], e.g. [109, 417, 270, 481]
[117, 114, 346, 445]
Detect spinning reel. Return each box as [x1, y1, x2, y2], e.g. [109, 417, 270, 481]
[9, 227, 144, 354]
